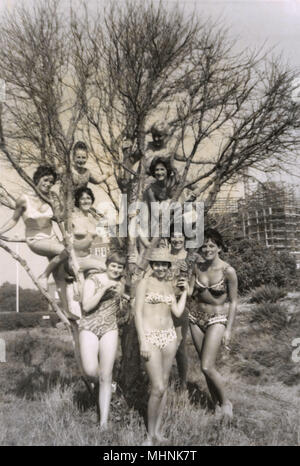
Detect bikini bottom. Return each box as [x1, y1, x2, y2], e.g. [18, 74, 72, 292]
[26, 234, 62, 257]
[144, 327, 177, 350]
[189, 312, 227, 333]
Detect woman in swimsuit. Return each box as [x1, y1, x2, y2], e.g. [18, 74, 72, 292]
[189, 228, 238, 418]
[0, 165, 63, 260]
[67, 141, 113, 191]
[38, 187, 106, 293]
[135, 248, 189, 445]
[79, 252, 126, 430]
[143, 156, 178, 207]
[167, 232, 190, 390]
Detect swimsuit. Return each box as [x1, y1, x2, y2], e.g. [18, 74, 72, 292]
[23, 194, 58, 255]
[78, 274, 119, 339]
[189, 266, 229, 331]
[71, 167, 91, 190]
[144, 327, 177, 350]
[23, 194, 54, 240]
[143, 284, 177, 349]
[144, 292, 173, 306]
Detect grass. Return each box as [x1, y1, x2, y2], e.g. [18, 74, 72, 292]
[250, 285, 287, 304]
[1, 292, 300, 446]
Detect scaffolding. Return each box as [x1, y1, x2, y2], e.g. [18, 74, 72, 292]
[237, 184, 300, 266]
[208, 183, 300, 267]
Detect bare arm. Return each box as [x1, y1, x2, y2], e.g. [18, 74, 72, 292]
[222, 266, 238, 347]
[0, 196, 25, 235]
[89, 168, 113, 185]
[134, 278, 149, 359]
[225, 266, 238, 333]
[170, 280, 188, 317]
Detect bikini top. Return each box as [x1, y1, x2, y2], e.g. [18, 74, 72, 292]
[144, 292, 173, 306]
[195, 266, 229, 296]
[72, 211, 96, 237]
[22, 194, 54, 238]
[71, 167, 91, 190]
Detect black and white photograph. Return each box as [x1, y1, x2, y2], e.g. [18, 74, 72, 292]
[0, 0, 299, 448]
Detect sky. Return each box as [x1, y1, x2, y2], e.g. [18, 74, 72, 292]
[0, 0, 300, 289]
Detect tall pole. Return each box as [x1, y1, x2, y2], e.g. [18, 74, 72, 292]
[16, 243, 19, 313]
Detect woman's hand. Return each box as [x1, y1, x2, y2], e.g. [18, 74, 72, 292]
[176, 278, 189, 292]
[107, 281, 123, 295]
[140, 341, 150, 361]
[222, 328, 231, 350]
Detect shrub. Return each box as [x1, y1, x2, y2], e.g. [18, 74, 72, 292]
[0, 312, 59, 330]
[223, 238, 297, 293]
[250, 302, 288, 333]
[250, 285, 287, 303]
[0, 282, 48, 313]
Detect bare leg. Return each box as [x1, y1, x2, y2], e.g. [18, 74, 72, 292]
[28, 237, 65, 289]
[79, 330, 100, 382]
[98, 329, 119, 429]
[145, 339, 177, 444]
[190, 323, 218, 407]
[154, 339, 177, 441]
[175, 312, 189, 388]
[39, 249, 68, 282]
[200, 324, 231, 413]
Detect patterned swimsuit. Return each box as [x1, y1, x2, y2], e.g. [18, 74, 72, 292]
[189, 267, 229, 332]
[78, 275, 119, 339]
[144, 292, 177, 350]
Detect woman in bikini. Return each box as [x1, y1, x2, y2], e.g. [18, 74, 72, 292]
[189, 228, 238, 418]
[135, 248, 189, 445]
[79, 252, 126, 430]
[38, 187, 106, 295]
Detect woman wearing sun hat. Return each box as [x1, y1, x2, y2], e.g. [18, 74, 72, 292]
[134, 248, 189, 445]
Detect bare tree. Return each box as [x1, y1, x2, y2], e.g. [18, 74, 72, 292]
[0, 0, 93, 391]
[71, 0, 300, 396]
[1, 0, 300, 405]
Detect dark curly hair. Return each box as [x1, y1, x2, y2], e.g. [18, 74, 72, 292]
[73, 141, 88, 157]
[74, 187, 95, 208]
[106, 252, 126, 267]
[149, 156, 173, 178]
[202, 228, 228, 252]
[33, 165, 57, 186]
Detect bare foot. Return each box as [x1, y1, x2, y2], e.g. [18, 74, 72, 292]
[221, 400, 233, 419]
[38, 275, 48, 291]
[214, 404, 222, 418]
[142, 436, 154, 446]
[154, 432, 169, 444]
[100, 423, 108, 432]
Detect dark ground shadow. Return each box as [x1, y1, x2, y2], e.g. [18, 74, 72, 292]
[12, 365, 78, 400]
[186, 381, 214, 411]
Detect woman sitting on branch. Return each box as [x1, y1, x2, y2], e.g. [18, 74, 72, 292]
[38, 187, 107, 297]
[0, 165, 64, 266]
[67, 141, 113, 191]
